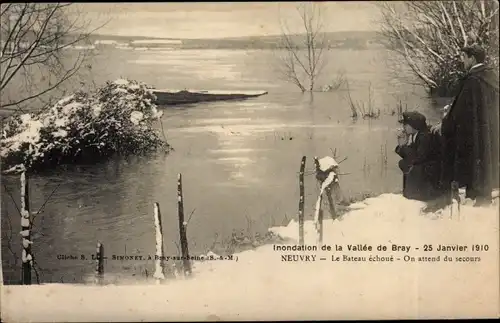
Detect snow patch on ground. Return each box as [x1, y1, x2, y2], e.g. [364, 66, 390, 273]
[1, 194, 498, 321]
[0, 116, 43, 158]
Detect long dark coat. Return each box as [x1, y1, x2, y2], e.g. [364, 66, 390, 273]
[441, 64, 500, 198]
[395, 130, 441, 201]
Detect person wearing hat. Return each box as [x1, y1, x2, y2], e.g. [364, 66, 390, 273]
[431, 44, 499, 206]
[396, 111, 441, 201]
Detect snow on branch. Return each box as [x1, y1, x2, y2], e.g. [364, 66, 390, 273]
[1, 78, 170, 173]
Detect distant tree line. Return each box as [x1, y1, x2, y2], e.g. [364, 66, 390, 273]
[179, 35, 384, 51]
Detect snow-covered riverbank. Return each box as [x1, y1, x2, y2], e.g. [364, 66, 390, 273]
[2, 193, 498, 321]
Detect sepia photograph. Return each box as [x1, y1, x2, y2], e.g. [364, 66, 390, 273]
[1, 1, 499, 321]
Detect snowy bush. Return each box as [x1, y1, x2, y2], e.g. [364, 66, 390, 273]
[1, 79, 170, 173]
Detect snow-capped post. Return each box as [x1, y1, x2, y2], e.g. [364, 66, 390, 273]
[298, 156, 306, 245]
[313, 156, 340, 247]
[313, 157, 324, 247]
[177, 174, 192, 276]
[153, 202, 166, 283]
[95, 242, 104, 285]
[20, 169, 33, 285]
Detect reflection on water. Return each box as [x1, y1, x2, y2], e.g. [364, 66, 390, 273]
[1, 48, 441, 284]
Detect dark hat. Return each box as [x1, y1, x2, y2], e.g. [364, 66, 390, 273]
[461, 44, 486, 63]
[400, 111, 427, 131]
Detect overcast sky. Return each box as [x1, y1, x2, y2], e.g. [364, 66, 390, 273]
[71, 2, 380, 39]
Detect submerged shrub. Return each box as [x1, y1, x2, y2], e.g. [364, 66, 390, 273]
[1, 79, 170, 173]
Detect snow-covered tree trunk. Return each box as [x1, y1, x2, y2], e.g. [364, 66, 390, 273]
[177, 174, 191, 276]
[20, 171, 32, 284]
[153, 202, 165, 283]
[298, 156, 306, 245]
[94, 242, 104, 285]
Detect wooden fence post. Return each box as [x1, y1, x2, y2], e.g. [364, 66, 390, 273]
[95, 242, 104, 285]
[177, 174, 192, 276]
[313, 156, 340, 247]
[298, 156, 306, 245]
[20, 171, 32, 285]
[313, 157, 324, 247]
[153, 202, 166, 282]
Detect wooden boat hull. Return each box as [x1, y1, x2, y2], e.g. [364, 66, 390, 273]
[152, 89, 268, 106]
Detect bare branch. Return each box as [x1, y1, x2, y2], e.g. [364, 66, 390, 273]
[186, 208, 197, 225]
[376, 0, 497, 96]
[275, 3, 328, 92]
[3, 208, 19, 268]
[436, 3, 454, 39]
[480, 0, 486, 20]
[32, 183, 61, 222]
[2, 182, 21, 216]
[453, 1, 468, 46]
[3, 49, 86, 108]
[0, 3, 105, 115]
[1, 4, 29, 58]
[32, 259, 42, 284]
[1, 5, 59, 91]
[1, 3, 13, 17]
[279, 26, 310, 77]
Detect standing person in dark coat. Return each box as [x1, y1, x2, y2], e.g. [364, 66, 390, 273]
[432, 45, 499, 205]
[395, 111, 441, 201]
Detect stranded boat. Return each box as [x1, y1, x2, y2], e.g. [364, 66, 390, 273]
[152, 89, 268, 106]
